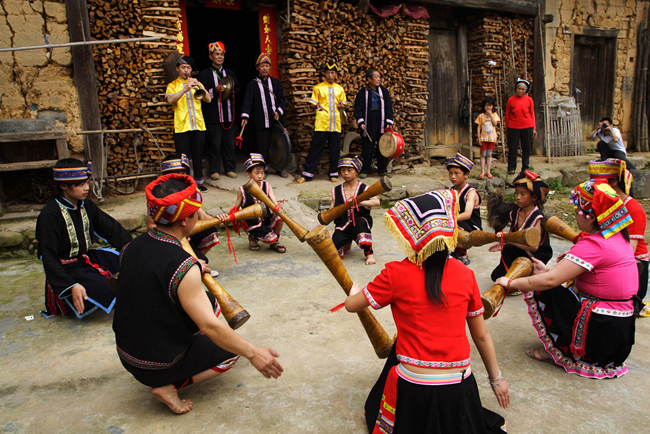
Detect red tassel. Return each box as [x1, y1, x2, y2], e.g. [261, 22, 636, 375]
[224, 207, 240, 264]
[273, 199, 286, 215]
[350, 197, 359, 226]
[330, 302, 346, 313]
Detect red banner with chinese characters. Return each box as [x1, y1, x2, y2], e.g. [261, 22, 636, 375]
[259, 6, 279, 79]
[205, 0, 241, 11]
[176, 0, 190, 54]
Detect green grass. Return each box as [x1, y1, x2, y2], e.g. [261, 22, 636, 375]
[547, 179, 570, 194]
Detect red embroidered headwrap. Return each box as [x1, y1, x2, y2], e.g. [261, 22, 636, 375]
[570, 179, 632, 239]
[146, 174, 203, 225]
[208, 41, 225, 53]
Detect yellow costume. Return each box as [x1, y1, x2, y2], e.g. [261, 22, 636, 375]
[309, 82, 346, 133]
[165, 77, 206, 133]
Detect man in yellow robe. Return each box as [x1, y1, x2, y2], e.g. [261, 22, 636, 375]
[295, 59, 346, 183]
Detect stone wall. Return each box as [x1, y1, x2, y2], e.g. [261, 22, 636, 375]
[0, 0, 83, 154]
[544, 0, 647, 143]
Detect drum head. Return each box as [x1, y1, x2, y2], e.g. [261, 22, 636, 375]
[379, 132, 396, 158]
[220, 76, 235, 100]
[268, 123, 291, 171]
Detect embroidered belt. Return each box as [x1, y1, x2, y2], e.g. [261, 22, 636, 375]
[571, 292, 633, 359]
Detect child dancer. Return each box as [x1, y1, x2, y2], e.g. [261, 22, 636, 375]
[36, 158, 132, 318]
[230, 153, 286, 253]
[330, 155, 379, 265]
[488, 171, 552, 293]
[475, 96, 500, 179]
[146, 154, 220, 276]
[447, 153, 482, 266]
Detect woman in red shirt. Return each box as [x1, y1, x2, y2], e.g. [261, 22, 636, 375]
[505, 77, 537, 174]
[345, 190, 509, 434]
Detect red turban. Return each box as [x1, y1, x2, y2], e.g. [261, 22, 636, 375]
[146, 174, 202, 225]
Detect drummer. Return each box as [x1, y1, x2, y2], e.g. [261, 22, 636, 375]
[198, 41, 241, 180]
[353, 68, 395, 179]
[241, 53, 288, 178]
[295, 59, 347, 184]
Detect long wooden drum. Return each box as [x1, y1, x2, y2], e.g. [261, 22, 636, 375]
[378, 131, 404, 159]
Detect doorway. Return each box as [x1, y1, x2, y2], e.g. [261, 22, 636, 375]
[185, 6, 261, 153]
[426, 26, 468, 148]
[571, 35, 617, 138]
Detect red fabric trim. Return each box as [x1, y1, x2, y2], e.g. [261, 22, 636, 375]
[373, 366, 398, 434]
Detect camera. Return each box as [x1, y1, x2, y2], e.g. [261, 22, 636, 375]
[601, 122, 609, 129]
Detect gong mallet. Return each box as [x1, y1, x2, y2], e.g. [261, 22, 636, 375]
[189, 203, 268, 236]
[480, 257, 533, 319]
[545, 216, 580, 244]
[243, 179, 309, 241]
[317, 177, 392, 226]
[235, 122, 247, 148]
[181, 238, 250, 329]
[457, 227, 540, 249]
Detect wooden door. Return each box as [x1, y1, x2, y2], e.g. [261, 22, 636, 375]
[427, 29, 461, 146]
[571, 36, 616, 137]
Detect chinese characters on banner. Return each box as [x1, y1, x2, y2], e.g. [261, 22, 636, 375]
[176, 0, 190, 54]
[259, 6, 279, 79]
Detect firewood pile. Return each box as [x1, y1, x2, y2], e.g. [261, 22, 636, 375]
[88, 0, 179, 177]
[468, 12, 533, 157]
[279, 0, 430, 174]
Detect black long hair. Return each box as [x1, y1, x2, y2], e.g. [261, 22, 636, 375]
[423, 248, 449, 307]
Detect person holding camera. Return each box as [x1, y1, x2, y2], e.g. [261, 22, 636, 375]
[588, 117, 637, 169]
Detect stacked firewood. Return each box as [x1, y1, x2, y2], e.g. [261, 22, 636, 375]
[88, 0, 179, 177]
[468, 13, 533, 104]
[279, 0, 429, 174]
[467, 12, 533, 157]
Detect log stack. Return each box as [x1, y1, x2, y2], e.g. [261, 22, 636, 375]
[279, 0, 429, 174]
[467, 12, 533, 157]
[88, 0, 179, 179]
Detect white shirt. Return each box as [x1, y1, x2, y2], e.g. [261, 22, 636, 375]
[593, 127, 626, 154]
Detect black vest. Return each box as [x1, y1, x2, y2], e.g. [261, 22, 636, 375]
[113, 229, 200, 370]
[240, 181, 271, 231]
[509, 207, 553, 264]
[456, 184, 482, 232]
[333, 182, 372, 231]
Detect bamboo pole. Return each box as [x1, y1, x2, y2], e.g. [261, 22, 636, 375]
[0, 36, 160, 52]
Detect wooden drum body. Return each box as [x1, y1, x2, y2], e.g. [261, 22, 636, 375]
[378, 131, 404, 159]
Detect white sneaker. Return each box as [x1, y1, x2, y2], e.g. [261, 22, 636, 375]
[210, 270, 219, 278]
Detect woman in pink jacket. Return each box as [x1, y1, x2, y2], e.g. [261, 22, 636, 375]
[505, 77, 537, 174]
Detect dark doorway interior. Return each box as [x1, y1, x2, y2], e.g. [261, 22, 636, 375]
[571, 36, 617, 138]
[186, 6, 261, 154]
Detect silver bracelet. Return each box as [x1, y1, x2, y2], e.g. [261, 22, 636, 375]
[488, 370, 503, 389]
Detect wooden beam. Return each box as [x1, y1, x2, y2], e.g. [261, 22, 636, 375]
[533, 0, 546, 156]
[0, 131, 66, 142]
[66, 0, 103, 179]
[418, 0, 537, 16]
[0, 160, 59, 172]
